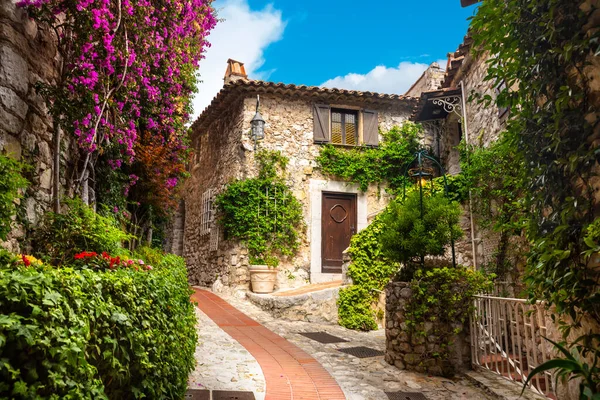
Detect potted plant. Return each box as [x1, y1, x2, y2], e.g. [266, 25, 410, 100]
[248, 254, 279, 294]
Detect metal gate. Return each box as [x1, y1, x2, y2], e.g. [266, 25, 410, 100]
[470, 295, 556, 398]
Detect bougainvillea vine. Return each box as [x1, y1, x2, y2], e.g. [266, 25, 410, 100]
[18, 0, 216, 209]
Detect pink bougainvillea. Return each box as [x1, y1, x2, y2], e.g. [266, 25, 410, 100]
[18, 0, 216, 198]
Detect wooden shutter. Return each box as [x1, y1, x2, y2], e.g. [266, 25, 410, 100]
[313, 104, 330, 143]
[362, 109, 379, 146]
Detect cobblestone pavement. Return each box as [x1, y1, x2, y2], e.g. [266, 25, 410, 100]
[187, 307, 266, 399]
[214, 288, 495, 400]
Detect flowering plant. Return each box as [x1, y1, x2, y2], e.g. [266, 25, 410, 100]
[18, 0, 216, 214]
[17, 254, 43, 267]
[72, 251, 153, 271]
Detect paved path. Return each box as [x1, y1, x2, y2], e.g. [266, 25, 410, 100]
[211, 287, 496, 400]
[191, 288, 346, 400]
[187, 307, 266, 398]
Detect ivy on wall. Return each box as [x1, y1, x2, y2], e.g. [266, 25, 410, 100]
[405, 267, 492, 364]
[338, 214, 396, 330]
[470, 0, 599, 394]
[316, 123, 421, 192]
[471, 0, 599, 331]
[0, 155, 28, 242]
[215, 150, 304, 267]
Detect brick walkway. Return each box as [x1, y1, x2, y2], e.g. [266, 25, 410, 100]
[191, 288, 346, 400]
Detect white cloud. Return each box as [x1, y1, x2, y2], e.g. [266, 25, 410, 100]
[191, 0, 285, 119]
[321, 59, 447, 95]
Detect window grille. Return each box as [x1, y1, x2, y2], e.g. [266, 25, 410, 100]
[331, 109, 358, 145]
[200, 188, 215, 236]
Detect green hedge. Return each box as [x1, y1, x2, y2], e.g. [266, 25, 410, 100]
[0, 253, 197, 399]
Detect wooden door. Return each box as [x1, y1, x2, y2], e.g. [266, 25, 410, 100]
[321, 192, 357, 273]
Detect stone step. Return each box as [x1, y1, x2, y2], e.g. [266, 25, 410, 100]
[246, 282, 345, 324]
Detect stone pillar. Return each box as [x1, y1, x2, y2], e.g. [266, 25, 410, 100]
[384, 281, 471, 377]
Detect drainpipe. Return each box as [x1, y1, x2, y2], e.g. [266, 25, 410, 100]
[460, 80, 478, 270]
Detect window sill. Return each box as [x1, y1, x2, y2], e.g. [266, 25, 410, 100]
[314, 142, 378, 149]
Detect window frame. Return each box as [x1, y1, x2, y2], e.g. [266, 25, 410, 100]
[330, 108, 359, 146]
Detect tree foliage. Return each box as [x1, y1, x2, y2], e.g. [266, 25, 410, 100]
[380, 191, 463, 280]
[471, 0, 600, 330]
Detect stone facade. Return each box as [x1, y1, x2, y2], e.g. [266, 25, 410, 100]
[0, 1, 73, 252]
[181, 68, 416, 289]
[384, 281, 471, 377]
[405, 62, 445, 98]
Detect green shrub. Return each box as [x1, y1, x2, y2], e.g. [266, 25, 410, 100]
[0, 253, 196, 399]
[31, 198, 132, 265]
[133, 245, 165, 267]
[0, 154, 28, 241]
[338, 214, 398, 331]
[337, 286, 378, 331]
[380, 192, 463, 280]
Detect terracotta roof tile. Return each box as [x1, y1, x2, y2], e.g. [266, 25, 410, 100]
[191, 79, 418, 133]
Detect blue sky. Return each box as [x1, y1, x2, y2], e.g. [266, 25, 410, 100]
[191, 0, 477, 118]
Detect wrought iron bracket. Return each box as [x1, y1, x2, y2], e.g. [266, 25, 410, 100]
[430, 95, 463, 119]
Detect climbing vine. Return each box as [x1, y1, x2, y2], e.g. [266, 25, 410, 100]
[458, 138, 528, 280]
[471, 0, 600, 331]
[316, 123, 421, 192]
[338, 214, 397, 330]
[18, 0, 216, 233]
[215, 150, 304, 267]
[0, 155, 28, 241]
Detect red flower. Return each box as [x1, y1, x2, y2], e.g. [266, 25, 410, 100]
[21, 255, 31, 267]
[102, 251, 110, 260]
[74, 251, 98, 260]
[109, 256, 121, 269]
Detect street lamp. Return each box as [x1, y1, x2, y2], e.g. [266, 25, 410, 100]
[402, 149, 456, 268]
[250, 95, 265, 150]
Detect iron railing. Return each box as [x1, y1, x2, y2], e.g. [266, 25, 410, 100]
[470, 295, 556, 398]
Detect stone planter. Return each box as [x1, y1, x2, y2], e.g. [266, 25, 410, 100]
[249, 264, 278, 293]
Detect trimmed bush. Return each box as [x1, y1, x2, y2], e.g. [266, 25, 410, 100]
[0, 253, 197, 399]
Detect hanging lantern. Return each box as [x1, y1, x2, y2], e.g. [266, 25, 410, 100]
[408, 167, 434, 189]
[250, 95, 265, 149]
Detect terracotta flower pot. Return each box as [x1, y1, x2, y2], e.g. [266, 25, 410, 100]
[249, 264, 278, 293]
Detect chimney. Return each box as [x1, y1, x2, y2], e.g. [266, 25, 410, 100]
[224, 59, 248, 84]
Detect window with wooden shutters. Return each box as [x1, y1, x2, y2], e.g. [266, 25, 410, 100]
[313, 104, 330, 143]
[362, 109, 379, 146]
[330, 109, 358, 145]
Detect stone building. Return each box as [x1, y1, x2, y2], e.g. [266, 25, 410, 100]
[409, 35, 509, 271]
[0, 1, 74, 252]
[178, 59, 417, 289]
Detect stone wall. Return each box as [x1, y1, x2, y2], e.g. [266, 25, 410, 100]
[384, 281, 471, 377]
[182, 99, 246, 287]
[183, 91, 413, 289]
[0, 1, 73, 252]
